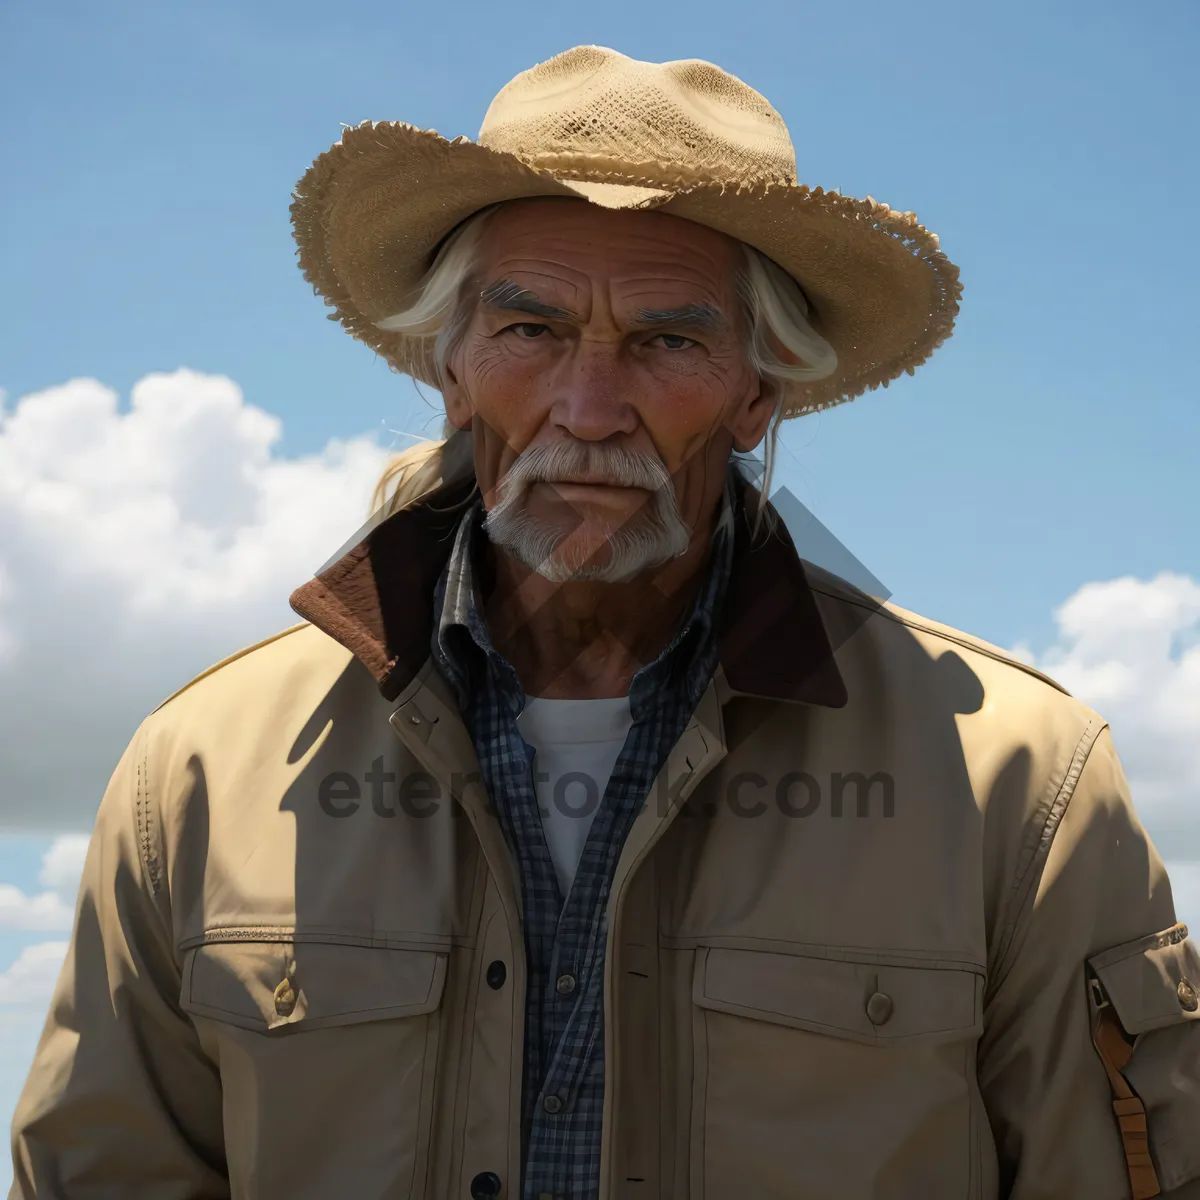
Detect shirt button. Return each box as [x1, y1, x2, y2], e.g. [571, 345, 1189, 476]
[542, 1094, 563, 1114]
[485, 960, 507, 990]
[555, 973, 576, 996]
[866, 991, 894, 1026]
[468, 1170, 502, 1198]
[273, 978, 297, 1017]
[1178, 978, 1198, 1012]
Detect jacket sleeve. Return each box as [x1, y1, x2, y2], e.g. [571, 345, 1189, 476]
[980, 723, 1200, 1199]
[9, 720, 228, 1198]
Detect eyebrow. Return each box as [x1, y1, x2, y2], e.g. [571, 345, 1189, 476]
[479, 279, 576, 321]
[478, 282, 728, 335]
[630, 302, 728, 334]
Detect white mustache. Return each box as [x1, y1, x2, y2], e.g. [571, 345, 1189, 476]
[481, 439, 692, 583]
[493, 440, 674, 498]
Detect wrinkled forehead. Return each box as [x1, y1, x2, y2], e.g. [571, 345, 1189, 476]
[473, 197, 745, 308]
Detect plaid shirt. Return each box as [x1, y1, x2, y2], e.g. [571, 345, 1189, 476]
[430, 477, 737, 1200]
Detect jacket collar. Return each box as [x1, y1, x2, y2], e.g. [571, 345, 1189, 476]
[289, 464, 848, 709]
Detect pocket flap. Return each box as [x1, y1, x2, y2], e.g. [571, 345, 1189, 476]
[181, 939, 447, 1033]
[693, 947, 982, 1046]
[1088, 923, 1200, 1036]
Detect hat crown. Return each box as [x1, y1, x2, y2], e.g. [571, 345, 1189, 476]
[478, 45, 798, 188]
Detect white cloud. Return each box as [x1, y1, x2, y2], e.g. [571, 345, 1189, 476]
[0, 562, 16, 662]
[0, 370, 392, 829]
[0, 888, 73, 933]
[1017, 572, 1200, 861]
[0, 942, 68, 1005]
[0, 836, 93, 931]
[38, 834, 89, 899]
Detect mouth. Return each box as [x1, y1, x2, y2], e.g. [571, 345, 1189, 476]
[534, 479, 650, 499]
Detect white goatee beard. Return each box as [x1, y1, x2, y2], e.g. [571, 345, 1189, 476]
[481, 440, 692, 584]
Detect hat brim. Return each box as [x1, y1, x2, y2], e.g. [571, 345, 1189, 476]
[290, 121, 962, 417]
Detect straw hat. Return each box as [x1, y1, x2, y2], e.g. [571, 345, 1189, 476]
[290, 45, 962, 416]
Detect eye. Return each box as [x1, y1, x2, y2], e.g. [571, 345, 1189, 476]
[649, 333, 698, 350]
[503, 322, 550, 339]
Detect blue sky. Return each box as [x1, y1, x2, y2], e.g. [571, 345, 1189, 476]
[0, 0, 1197, 1181]
[4, 0, 1198, 643]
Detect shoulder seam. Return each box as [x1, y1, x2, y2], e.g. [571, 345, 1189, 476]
[807, 579, 1071, 697]
[127, 720, 184, 959]
[132, 723, 161, 898]
[149, 621, 313, 715]
[985, 715, 1110, 1000]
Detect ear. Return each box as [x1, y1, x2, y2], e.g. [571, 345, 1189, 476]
[728, 372, 779, 454]
[441, 351, 474, 432]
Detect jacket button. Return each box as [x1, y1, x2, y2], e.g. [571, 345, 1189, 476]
[555, 973, 576, 996]
[468, 1171, 502, 1198]
[1179, 978, 1198, 1012]
[273, 978, 297, 1017]
[485, 960, 507, 990]
[542, 1094, 563, 1114]
[866, 991, 894, 1025]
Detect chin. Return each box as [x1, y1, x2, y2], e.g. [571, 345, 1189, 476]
[545, 523, 626, 572]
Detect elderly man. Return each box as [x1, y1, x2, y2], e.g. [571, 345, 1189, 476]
[11, 45, 1200, 1200]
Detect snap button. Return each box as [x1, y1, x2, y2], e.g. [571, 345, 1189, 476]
[468, 1170, 502, 1198]
[866, 991, 894, 1026]
[485, 960, 507, 990]
[1178, 978, 1198, 1012]
[555, 973, 576, 996]
[409, 713, 421, 725]
[273, 978, 297, 1017]
[542, 1094, 563, 1114]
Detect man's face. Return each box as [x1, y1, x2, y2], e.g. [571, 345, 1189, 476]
[442, 197, 776, 582]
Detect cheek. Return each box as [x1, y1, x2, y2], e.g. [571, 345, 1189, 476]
[460, 340, 553, 443]
[634, 354, 744, 471]
[458, 340, 559, 499]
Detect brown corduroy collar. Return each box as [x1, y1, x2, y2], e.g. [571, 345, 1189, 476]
[288, 476, 848, 710]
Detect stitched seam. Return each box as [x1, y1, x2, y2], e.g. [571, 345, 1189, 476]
[407, 964, 445, 1200]
[987, 718, 1107, 1001]
[180, 927, 455, 949]
[967, 1022, 982, 1199]
[134, 727, 161, 898]
[690, 976, 709, 1200]
[188, 995, 437, 1022]
[660, 934, 984, 971]
[1089, 923, 1192, 970]
[697, 997, 970, 1040]
[455, 910, 497, 1186]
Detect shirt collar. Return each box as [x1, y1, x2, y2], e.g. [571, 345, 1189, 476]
[431, 472, 738, 714]
[288, 434, 848, 710]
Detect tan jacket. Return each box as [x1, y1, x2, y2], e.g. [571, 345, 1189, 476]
[11, 467, 1200, 1199]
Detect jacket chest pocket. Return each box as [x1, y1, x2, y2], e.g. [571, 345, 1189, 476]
[690, 947, 986, 1200]
[180, 938, 447, 1200]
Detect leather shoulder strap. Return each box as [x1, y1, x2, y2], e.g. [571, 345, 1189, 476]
[1091, 983, 1161, 1200]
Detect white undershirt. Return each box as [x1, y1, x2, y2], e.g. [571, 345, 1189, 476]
[515, 694, 635, 899]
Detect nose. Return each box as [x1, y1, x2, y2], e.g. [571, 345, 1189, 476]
[547, 340, 638, 442]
